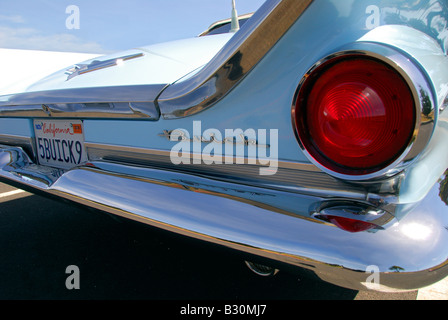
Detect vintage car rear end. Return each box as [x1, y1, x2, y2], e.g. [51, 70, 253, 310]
[0, 0, 448, 292]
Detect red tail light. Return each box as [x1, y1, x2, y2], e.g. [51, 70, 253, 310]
[325, 215, 377, 233]
[295, 56, 416, 176]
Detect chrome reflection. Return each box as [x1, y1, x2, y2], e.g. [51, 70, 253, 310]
[0, 145, 448, 291]
[0, 145, 63, 187]
[310, 200, 398, 232]
[401, 222, 433, 241]
[438, 169, 448, 205]
[245, 261, 279, 277]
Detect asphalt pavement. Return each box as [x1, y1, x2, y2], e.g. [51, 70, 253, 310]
[0, 182, 445, 301]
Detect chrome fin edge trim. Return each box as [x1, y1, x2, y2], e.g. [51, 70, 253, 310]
[0, 84, 166, 119]
[157, 0, 314, 119]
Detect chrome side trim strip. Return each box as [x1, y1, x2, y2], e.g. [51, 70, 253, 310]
[0, 134, 36, 161]
[84, 142, 400, 200]
[157, 0, 314, 119]
[0, 84, 166, 119]
[0, 134, 34, 147]
[85, 142, 320, 171]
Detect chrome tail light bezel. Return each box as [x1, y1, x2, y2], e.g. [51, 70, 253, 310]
[292, 42, 436, 181]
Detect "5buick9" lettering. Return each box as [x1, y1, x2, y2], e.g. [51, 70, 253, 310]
[37, 137, 83, 165]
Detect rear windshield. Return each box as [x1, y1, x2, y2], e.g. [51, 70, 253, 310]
[201, 18, 250, 36]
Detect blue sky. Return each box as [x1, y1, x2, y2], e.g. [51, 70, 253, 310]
[0, 0, 266, 53]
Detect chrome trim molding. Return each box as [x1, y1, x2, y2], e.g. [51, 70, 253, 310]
[292, 42, 436, 181]
[85, 142, 317, 171]
[157, 0, 314, 119]
[0, 134, 36, 162]
[0, 84, 165, 119]
[85, 142, 400, 201]
[0, 134, 34, 148]
[65, 53, 144, 81]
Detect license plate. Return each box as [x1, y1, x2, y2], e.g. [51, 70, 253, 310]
[34, 119, 88, 170]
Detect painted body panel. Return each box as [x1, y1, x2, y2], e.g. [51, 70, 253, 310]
[20, 34, 233, 93]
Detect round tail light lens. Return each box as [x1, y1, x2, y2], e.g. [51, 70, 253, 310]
[295, 56, 416, 176]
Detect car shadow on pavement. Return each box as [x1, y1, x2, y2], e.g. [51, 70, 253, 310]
[0, 194, 364, 300]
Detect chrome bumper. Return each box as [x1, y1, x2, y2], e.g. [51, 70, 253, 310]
[1, 145, 448, 292]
